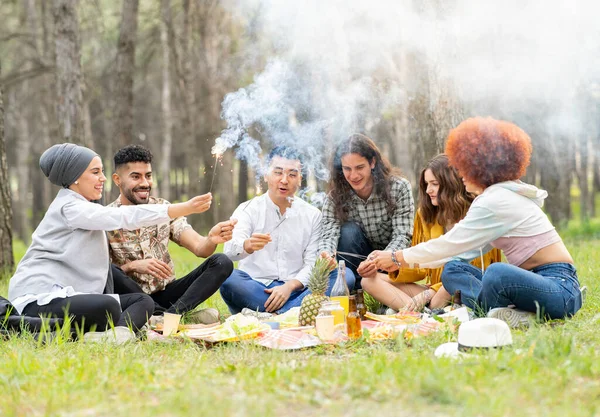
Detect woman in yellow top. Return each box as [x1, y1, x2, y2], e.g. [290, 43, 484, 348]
[359, 154, 502, 311]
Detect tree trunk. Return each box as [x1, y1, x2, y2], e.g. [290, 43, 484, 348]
[0, 61, 14, 271]
[113, 0, 139, 148]
[181, 0, 200, 202]
[159, 0, 173, 201]
[592, 146, 600, 217]
[539, 134, 573, 228]
[576, 134, 590, 223]
[53, 0, 84, 142]
[14, 89, 32, 244]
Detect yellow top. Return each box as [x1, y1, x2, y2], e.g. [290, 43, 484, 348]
[388, 210, 502, 291]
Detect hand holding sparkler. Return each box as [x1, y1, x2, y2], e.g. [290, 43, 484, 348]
[356, 258, 378, 279]
[167, 193, 212, 218]
[186, 193, 213, 214]
[319, 251, 337, 270]
[208, 218, 238, 245]
[243, 233, 272, 254]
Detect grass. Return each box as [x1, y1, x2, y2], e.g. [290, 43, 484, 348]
[1, 234, 600, 416]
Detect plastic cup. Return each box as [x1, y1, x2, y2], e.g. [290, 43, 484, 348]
[163, 313, 182, 336]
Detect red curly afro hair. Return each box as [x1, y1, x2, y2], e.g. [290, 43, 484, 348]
[445, 117, 532, 189]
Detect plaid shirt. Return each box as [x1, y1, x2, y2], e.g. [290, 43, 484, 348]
[106, 196, 192, 294]
[318, 177, 414, 255]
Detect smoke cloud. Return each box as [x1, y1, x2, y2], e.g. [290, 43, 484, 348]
[215, 0, 600, 182]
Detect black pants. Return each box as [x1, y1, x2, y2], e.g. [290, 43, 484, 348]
[111, 253, 233, 315]
[22, 293, 154, 332]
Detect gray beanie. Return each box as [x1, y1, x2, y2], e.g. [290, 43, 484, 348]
[39, 143, 99, 188]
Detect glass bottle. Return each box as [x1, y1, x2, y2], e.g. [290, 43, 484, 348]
[330, 260, 350, 316]
[346, 295, 362, 340]
[355, 289, 367, 320]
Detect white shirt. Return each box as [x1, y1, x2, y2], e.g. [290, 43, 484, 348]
[403, 181, 556, 268]
[224, 193, 322, 287]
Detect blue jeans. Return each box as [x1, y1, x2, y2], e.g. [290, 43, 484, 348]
[336, 222, 373, 289]
[441, 261, 582, 319]
[220, 267, 356, 314]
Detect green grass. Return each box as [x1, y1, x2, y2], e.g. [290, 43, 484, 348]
[1, 235, 600, 416]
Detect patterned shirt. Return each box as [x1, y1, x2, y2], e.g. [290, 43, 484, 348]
[318, 176, 414, 255]
[107, 196, 192, 294]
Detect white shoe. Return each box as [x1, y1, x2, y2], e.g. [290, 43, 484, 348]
[83, 326, 136, 345]
[580, 286, 587, 304]
[241, 308, 273, 320]
[187, 308, 220, 324]
[487, 307, 535, 328]
[385, 308, 398, 316]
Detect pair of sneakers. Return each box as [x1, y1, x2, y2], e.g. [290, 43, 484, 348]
[487, 286, 589, 328]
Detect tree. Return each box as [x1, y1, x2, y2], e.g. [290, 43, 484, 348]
[159, 0, 173, 201]
[53, 0, 84, 143]
[113, 0, 140, 148]
[0, 60, 14, 271]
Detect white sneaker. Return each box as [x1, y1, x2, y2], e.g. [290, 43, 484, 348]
[83, 326, 136, 345]
[187, 308, 221, 324]
[580, 286, 587, 304]
[241, 308, 273, 320]
[385, 308, 398, 316]
[487, 307, 535, 328]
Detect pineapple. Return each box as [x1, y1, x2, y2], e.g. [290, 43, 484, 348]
[299, 258, 332, 326]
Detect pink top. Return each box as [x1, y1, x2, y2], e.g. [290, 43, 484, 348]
[491, 229, 561, 267]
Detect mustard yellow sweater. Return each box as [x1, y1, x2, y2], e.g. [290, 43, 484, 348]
[388, 210, 502, 291]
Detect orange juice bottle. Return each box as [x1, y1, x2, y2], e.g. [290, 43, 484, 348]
[330, 260, 350, 316]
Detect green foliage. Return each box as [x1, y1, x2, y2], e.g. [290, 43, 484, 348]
[0, 236, 599, 416]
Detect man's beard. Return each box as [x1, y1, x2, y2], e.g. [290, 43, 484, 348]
[123, 186, 151, 205]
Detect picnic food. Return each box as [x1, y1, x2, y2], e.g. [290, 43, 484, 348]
[299, 258, 332, 326]
[213, 314, 269, 341]
[364, 311, 421, 325]
[367, 325, 395, 341]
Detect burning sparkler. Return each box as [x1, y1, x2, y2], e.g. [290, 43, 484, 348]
[208, 143, 227, 193]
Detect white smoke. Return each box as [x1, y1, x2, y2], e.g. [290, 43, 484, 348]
[216, 0, 600, 178]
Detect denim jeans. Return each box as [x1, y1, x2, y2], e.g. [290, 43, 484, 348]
[220, 267, 356, 314]
[441, 260, 582, 319]
[336, 222, 373, 289]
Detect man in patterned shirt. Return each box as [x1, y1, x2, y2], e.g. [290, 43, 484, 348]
[319, 133, 414, 288]
[107, 145, 235, 322]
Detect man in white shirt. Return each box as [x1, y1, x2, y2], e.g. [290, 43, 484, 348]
[222, 146, 355, 314]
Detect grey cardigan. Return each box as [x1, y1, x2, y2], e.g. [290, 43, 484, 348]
[8, 189, 170, 302]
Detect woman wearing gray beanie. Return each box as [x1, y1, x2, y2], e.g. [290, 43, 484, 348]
[8, 143, 214, 343]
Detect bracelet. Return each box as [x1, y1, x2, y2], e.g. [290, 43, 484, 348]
[391, 250, 402, 267]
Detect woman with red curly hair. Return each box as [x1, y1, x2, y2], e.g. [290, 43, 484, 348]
[370, 117, 582, 327]
[360, 154, 502, 312]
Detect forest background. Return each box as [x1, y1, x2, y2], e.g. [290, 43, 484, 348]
[2, 0, 600, 271]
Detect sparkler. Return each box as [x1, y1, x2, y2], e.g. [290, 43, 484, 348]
[208, 143, 227, 193]
[267, 196, 294, 234]
[335, 251, 368, 260]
